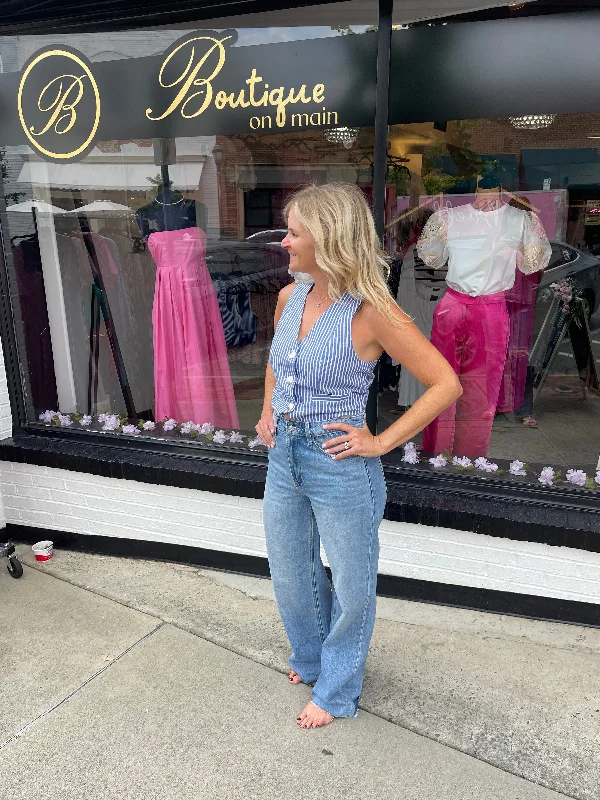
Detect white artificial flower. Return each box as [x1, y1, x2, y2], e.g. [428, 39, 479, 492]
[248, 436, 266, 449]
[474, 457, 498, 472]
[452, 456, 472, 468]
[538, 466, 556, 486]
[102, 415, 121, 431]
[565, 469, 587, 487]
[429, 454, 448, 468]
[509, 460, 527, 476]
[402, 450, 420, 464]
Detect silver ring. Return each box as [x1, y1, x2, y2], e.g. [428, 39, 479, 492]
[344, 441, 350, 450]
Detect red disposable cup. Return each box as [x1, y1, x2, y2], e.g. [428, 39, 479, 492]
[32, 540, 53, 561]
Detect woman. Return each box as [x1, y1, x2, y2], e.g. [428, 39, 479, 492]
[256, 183, 461, 730]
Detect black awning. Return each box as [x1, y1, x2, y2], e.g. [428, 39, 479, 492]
[0, 0, 329, 34]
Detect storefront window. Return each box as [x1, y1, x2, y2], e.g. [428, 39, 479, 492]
[0, 4, 377, 450]
[381, 115, 600, 486]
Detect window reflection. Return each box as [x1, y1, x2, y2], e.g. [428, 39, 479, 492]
[382, 118, 600, 475]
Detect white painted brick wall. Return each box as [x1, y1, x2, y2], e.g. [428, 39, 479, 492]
[2, 460, 600, 605]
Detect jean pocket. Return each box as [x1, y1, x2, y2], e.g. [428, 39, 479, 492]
[312, 428, 360, 459]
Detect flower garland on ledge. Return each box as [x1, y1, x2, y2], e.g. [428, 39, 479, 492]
[38, 410, 265, 450]
[35, 414, 600, 490]
[401, 441, 600, 491]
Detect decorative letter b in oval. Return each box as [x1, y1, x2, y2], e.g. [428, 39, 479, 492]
[18, 47, 100, 162]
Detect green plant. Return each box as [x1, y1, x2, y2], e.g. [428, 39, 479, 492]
[0, 146, 26, 204]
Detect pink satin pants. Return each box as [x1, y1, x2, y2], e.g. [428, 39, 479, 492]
[422, 287, 510, 458]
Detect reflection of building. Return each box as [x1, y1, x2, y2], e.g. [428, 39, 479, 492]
[215, 130, 374, 239]
[14, 139, 218, 234]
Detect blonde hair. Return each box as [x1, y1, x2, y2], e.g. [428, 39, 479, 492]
[284, 182, 400, 324]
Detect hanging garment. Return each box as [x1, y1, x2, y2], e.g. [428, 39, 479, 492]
[496, 269, 541, 414]
[396, 242, 446, 407]
[417, 204, 551, 296]
[13, 237, 58, 413]
[101, 229, 156, 413]
[421, 288, 510, 458]
[236, 279, 258, 347]
[214, 279, 238, 348]
[148, 227, 239, 428]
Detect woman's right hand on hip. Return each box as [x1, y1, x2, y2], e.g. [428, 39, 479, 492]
[256, 409, 276, 448]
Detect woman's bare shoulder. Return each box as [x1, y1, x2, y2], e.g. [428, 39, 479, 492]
[274, 281, 298, 329]
[359, 298, 412, 329]
[278, 281, 297, 304]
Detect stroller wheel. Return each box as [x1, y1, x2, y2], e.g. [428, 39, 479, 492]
[7, 556, 23, 578]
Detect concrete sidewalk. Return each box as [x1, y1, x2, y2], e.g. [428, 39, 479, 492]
[1, 546, 597, 800]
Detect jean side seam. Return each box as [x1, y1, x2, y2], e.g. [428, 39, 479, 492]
[351, 457, 378, 678]
[308, 509, 327, 644]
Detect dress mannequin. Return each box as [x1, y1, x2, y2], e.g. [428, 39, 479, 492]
[136, 184, 201, 238]
[416, 170, 551, 457]
[138, 171, 238, 429]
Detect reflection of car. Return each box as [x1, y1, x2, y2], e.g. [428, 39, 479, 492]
[539, 241, 600, 318]
[245, 229, 287, 244]
[205, 241, 290, 284]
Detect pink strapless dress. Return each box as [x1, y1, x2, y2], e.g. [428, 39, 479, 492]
[148, 228, 239, 429]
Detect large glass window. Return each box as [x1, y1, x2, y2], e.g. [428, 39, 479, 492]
[0, 3, 377, 450]
[377, 1, 600, 489]
[381, 114, 600, 486]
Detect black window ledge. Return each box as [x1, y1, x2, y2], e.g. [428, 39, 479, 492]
[1, 429, 600, 553]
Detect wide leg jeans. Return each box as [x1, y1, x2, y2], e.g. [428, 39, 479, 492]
[263, 414, 387, 718]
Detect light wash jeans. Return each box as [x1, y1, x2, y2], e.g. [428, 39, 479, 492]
[263, 414, 387, 718]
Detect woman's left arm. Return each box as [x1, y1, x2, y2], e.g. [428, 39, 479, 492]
[324, 305, 462, 459]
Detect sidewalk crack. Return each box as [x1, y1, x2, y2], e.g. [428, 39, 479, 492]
[0, 621, 165, 752]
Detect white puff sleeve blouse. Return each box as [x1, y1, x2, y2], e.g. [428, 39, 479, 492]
[416, 204, 551, 297]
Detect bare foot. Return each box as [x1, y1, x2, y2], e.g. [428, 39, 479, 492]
[520, 415, 538, 428]
[288, 669, 302, 685]
[296, 700, 334, 729]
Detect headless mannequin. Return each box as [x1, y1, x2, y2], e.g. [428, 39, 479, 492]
[471, 183, 503, 212]
[136, 181, 200, 237]
[419, 176, 513, 456]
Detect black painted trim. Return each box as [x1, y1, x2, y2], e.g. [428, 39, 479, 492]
[365, 0, 392, 435]
[2, 433, 600, 552]
[7, 523, 599, 626]
[0, 173, 27, 434]
[372, 0, 392, 240]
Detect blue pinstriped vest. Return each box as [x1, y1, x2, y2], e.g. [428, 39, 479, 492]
[269, 281, 378, 421]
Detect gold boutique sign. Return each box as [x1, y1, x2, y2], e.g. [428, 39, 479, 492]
[145, 34, 333, 131]
[8, 31, 374, 162]
[17, 48, 100, 161]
